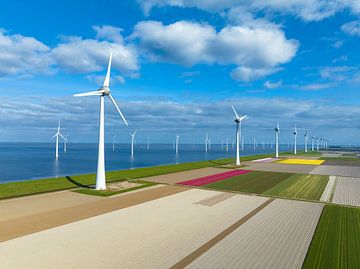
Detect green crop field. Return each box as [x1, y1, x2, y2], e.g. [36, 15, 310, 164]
[205, 171, 294, 193]
[265, 174, 329, 200]
[205, 172, 328, 201]
[302, 205, 360, 269]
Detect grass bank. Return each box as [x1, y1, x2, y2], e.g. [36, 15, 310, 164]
[0, 153, 271, 200]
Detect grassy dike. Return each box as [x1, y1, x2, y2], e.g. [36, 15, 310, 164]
[0, 154, 273, 200]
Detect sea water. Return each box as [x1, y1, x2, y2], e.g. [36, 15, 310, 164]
[0, 142, 291, 183]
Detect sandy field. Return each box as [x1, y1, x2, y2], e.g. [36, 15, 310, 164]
[310, 165, 360, 177]
[187, 199, 323, 269]
[142, 167, 228, 184]
[0, 189, 269, 269]
[0, 185, 184, 242]
[332, 176, 360, 207]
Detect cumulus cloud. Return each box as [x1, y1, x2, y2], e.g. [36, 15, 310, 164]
[0, 29, 53, 77]
[51, 39, 138, 75]
[138, 0, 360, 22]
[132, 20, 298, 81]
[341, 20, 360, 36]
[0, 26, 139, 78]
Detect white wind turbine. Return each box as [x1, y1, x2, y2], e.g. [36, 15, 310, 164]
[73, 52, 128, 190]
[130, 130, 136, 157]
[304, 130, 308, 152]
[175, 134, 180, 154]
[52, 120, 66, 159]
[311, 135, 315, 151]
[63, 133, 69, 152]
[316, 137, 320, 151]
[112, 135, 116, 151]
[293, 125, 297, 154]
[226, 138, 229, 152]
[205, 134, 209, 153]
[232, 106, 247, 166]
[275, 122, 280, 158]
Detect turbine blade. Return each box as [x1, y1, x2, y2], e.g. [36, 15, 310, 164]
[59, 133, 66, 140]
[240, 115, 247, 121]
[108, 94, 128, 126]
[103, 52, 113, 88]
[231, 106, 239, 119]
[51, 134, 57, 139]
[74, 90, 104, 97]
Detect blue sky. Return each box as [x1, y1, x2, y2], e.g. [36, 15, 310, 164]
[0, 0, 359, 145]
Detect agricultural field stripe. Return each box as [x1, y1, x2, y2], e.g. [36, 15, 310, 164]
[320, 176, 336, 202]
[169, 198, 275, 269]
[177, 170, 251, 186]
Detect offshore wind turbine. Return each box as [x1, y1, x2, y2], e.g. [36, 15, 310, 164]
[112, 135, 116, 151]
[311, 135, 315, 151]
[130, 131, 136, 157]
[147, 136, 150, 151]
[275, 122, 280, 158]
[316, 137, 320, 151]
[304, 130, 308, 152]
[73, 52, 128, 190]
[226, 138, 229, 152]
[232, 106, 247, 166]
[63, 134, 69, 152]
[52, 120, 66, 159]
[293, 125, 297, 154]
[205, 134, 208, 153]
[175, 134, 180, 154]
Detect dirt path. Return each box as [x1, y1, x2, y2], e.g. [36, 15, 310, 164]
[0, 185, 186, 242]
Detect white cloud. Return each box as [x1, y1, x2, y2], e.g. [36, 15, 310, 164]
[264, 80, 282, 89]
[133, 20, 298, 81]
[341, 20, 360, 36]
[231, 66, 279, 81]
[1, 95, 359, 144]
[132, 21, 216, 66]
[93, 25, 124, 43]
[0, 29, 53, 77]
[51, 39, 138, 75]
[299, 82, 334, 91]
[138, 0, 360, 21]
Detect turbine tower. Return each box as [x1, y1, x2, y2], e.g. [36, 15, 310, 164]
[52, 120, 66, 159]
[73, 52, 128, 190]
[232, 106, 247, 166]
[293, 125, 297, 155]
[304, 130, 308, 153]
[147, 136, 150, 151]
[205, 134, 208, 153]
[316, 137, 320, 151]
[112, 135, 116, 151]
[311, 135, 315, 151]
[226, 138, 229, 152]
[130, 131, 136, 157]
[175, 134, 180, 154]
[275, 122, 280, 158]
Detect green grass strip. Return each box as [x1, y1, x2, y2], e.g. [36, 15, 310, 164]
[205, 171, 294, 194]
[0, 154, 272, 200]
[73, 180, 157, 197]
[302, 205, 360, 269]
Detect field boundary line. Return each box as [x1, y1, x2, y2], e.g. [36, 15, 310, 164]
[170, 198, 275, 269]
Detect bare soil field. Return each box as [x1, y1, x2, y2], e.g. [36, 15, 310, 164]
[332, 176, 360, 207]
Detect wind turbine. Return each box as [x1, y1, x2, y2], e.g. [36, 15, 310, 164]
[130, 131, 136, 157]
[304, 130, 308, 153]
[63, 134, 69, 152]
[112, 135, 116, 151]
[205, 134, 208, 153]
[316, 137, 320, 151]
[311, 135, 315, 151]
[275, 122, 280, 158]
[232, 106, 247, 166]
[52, 120, 66, 159]
[175, 134, 180, 154]
[73, 52, 128, 190]
[253, 138, 256, 150]
[226, 138, 229, 152]
[147, 136, 150, 151]
[293, 125, 297, 154]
